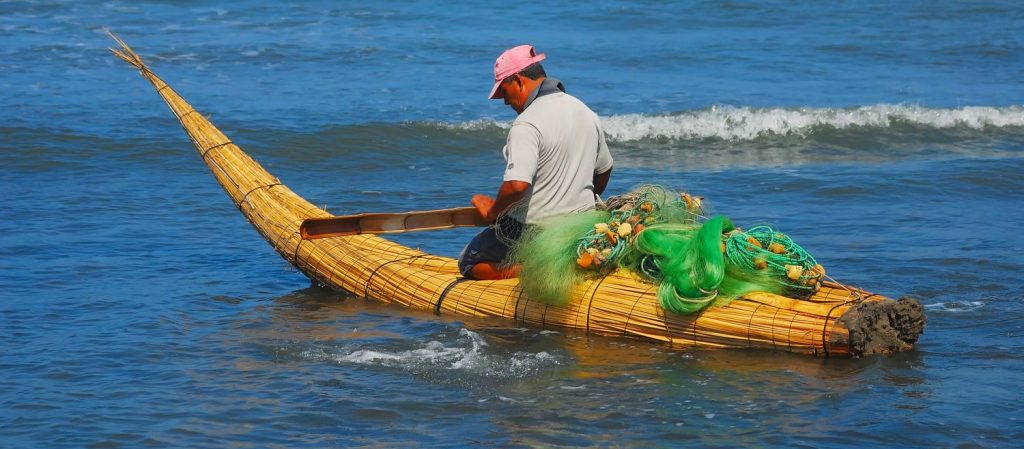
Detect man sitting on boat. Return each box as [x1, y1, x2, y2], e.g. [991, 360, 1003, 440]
[459, 45, 614, 280]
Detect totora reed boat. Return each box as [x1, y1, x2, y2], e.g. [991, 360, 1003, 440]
[109, 34, 924, 357]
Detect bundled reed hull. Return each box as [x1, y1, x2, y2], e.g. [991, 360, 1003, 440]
[110, 35, 924, 357]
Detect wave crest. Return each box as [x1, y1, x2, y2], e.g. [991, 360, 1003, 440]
[440, 104, 1024, 142]
[603, 105, 1024, 142]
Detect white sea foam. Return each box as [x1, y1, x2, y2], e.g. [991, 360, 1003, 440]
[604, 104, 1024, 141]
[303, 328, 559, 377]
[441, 118, 511, 131]
[924, 300, 985, 313]
[441, 105, 1024, 142]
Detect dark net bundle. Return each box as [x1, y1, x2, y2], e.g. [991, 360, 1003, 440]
[723, 225, 825, 298]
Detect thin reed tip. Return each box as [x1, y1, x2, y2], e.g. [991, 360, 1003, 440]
[105, 29, 147, 71]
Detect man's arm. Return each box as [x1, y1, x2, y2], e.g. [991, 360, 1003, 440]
[593, 167, 612, 196]
[471, 180, 531, 223]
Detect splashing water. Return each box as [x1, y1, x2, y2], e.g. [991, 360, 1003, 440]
[299, 328, 561, 378]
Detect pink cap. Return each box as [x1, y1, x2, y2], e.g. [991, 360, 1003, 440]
[488, 45, 546, 99]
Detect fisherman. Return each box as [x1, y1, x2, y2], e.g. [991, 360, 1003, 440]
[459, 45, 614, 280]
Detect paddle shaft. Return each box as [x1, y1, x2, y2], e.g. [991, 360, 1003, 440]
[299, 206, 489, 239]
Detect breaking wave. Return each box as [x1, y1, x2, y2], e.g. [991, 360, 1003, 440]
[441, 104, 1024, 143]
[603, 104, 1024, 141]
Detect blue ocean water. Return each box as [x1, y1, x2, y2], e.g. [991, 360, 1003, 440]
[2, 1, 1023, 447]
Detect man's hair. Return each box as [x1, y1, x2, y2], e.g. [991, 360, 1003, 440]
[518, 62, 546, 80]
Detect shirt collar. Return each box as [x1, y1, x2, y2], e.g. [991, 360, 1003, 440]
[522, 77, 565, 111]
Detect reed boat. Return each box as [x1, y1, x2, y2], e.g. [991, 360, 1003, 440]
[110, 34, 924, 357]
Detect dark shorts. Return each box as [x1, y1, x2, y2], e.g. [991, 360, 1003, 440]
[457, 217, 526, 278]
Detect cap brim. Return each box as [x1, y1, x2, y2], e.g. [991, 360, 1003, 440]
[488, 79, 503, 100]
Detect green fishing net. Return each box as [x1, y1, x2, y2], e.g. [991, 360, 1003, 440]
[506, 186, 825, 314]
[507, 210, 609, 306]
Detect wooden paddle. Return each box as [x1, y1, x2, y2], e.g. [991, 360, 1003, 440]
[299, 206, 489, 239]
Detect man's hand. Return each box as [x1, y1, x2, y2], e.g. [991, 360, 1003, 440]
[471, 194, 496, 223]
[471, 181, 531, 223]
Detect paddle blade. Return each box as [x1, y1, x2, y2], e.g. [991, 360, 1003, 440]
[300, 206, 488, 239]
